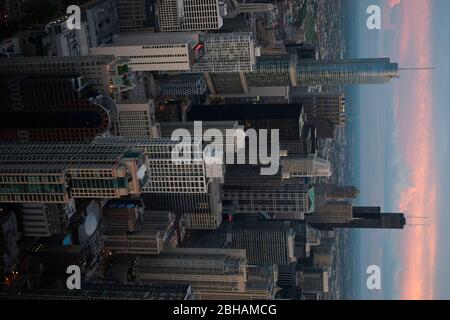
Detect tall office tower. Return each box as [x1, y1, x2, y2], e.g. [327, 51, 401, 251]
[94, 137, 222, 229]
[143, 178, 222, 229]
[160, 74, 207, 97]
[296, 268, 330, 294]
[293, 223, 321, 259]
[90, 32, 205, 72]
[32, 229, 104, 282]
[43, 15, 90, 56]
[224, 221, 296, 265]
[349, 206, 406, 229]
[285, 42, 316, 60]
[0, 72, 118, 141]
[102, 199, 144, 233]
[191, 32, 257, 73]
[280, 126, 317, 157]
[0, 55, 129, 97]
[93, 137, 207, 193]
[0, 141, 146, 203]
[187, 104, 305, 140]
[305, 201, 353, 225]
[8, 282, 193, 300]
[195, 265, 277, 300]
[82, 0, 118, 48]
[103, 209, 177, 255]
[159, 121, 240, 139]
[222, 184, 315, 220]
[313, 184, 359, 201]
[308, 205, 406, 230]
[312, 244, 333, 268]
[207, 56, 399, 94]
[281, 156, 331, 178]
[290, 92, 346, 126]
[114, 100, 158, 138]
[277, 264, 297, 287]
[20, 202, 74, 237]
[221, 86, 290, 104]
[133, 248, 247, 294]
[0, 212, 18, 274]
[116, 0, 157, 33]
[224, 164, 284, 187]
[4, 0, 21, 24]
[156, 0, 224, 32]
[225, 2, 275, 18]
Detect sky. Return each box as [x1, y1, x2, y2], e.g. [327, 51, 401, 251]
[349, 0, 450, 299]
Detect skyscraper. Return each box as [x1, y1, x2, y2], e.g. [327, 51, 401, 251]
[114, 100, 158, 138]
[191, 32, 257, 73]
[133, 248, 247, 294]
[0, 74, 117, 141]
[224, 221, 296, 265]
[116, 0, 157, 33]
[156, 0, 224, 32]
[281, 156, 332, 178]
[90, 32, 205, 72]
[307, 204, 406, 230]
[290, 92, 346, 127]
[222, 184, 315, 220]
[159, 73, 208, 97]
[0, 141, 147, 203]
[206, 56, 399, 95]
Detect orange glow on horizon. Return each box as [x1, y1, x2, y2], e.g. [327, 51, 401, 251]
[390, 0, 437, 300]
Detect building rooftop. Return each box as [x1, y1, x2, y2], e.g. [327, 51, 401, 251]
[103, 32, 203, 47]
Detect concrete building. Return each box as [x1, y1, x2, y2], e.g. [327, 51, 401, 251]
[116, 0, 157, 33]
[0, 141, 147, 203]
[43, 17, 90, 56]
[90, 32, 205, 72]
[191, 32, 257, 73]
[224, 221, 296, 265]
[20, 202, 74, 237]
[281, 156, 331, 178]
[133, 248, 247, 293]
[115, 100, 158, 138]
[159, 73, 207, 97]
[222, 184, 315, 220]
[156, 0, 224, 32]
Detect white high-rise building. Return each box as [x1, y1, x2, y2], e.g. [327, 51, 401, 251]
[90, 32, 205, 72]
[156, 0, 224, 32]
[191, 32, 257, 73]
